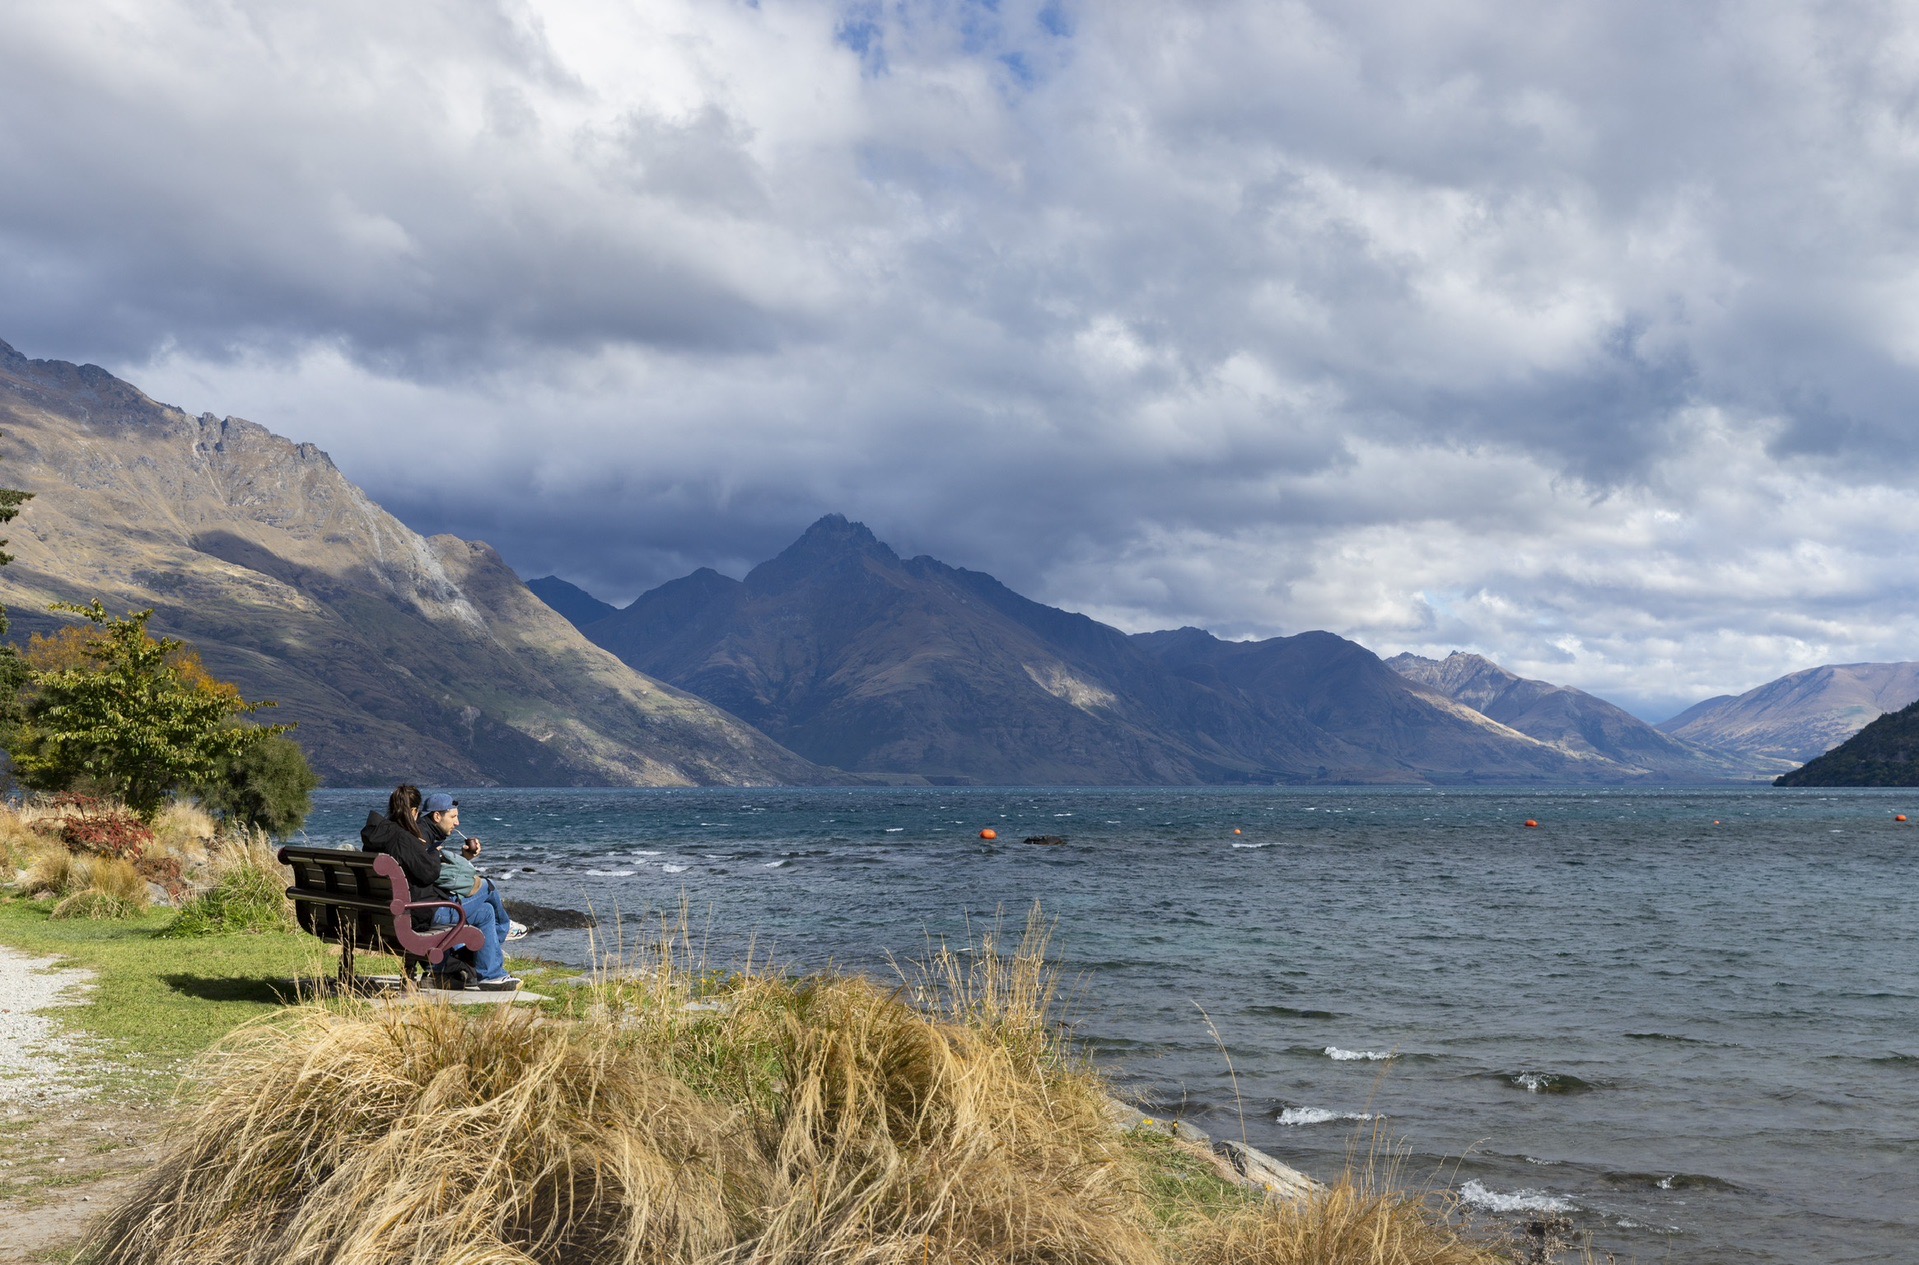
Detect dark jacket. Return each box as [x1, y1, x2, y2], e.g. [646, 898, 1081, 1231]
[360, 812, 453, 931]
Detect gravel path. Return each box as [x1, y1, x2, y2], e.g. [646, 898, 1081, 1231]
[0, 942, 95, 1108]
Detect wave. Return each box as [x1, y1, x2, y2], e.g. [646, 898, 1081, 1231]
[1324, 1046, 1395, 1062]
[1276, 1106, 1377, 1126]
[1505, 1071, 1595, 1094]
[584, 868, 635, 877]
[1457, 1179, 1574, 1215]
[1249, 1005, 1339, 1020]
[662, 864, 690, 873]
[885, 827, 905, 832]
[1231, 842, 1272, 849]
[633, 850, 661, 856]
[763, 860, 788, 868]
[1605, 1170, 1739, 1192]
[1624, 1031, 1710, 1044]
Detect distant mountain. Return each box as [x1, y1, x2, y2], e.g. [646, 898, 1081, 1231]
[0, 339, 823, 787]
[1386, 651, 1741, 779]
[581, 515, 1695, 785]
[1773, 697, 1919, 785]
[527, 575, 617, 629]
[1658, 663, 1919, 773]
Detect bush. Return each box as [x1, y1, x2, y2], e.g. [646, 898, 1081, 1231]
[164, 861, 294, 937]
[195, 729, 317, 836]
[47, 793, 154, 861]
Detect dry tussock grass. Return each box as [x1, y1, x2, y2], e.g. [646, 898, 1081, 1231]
[80, 908, 1512, 1265]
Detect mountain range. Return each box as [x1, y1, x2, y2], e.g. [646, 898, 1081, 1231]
[0, 340, 823, 787]
[2, 338, 1905, 789]
[1657, 663, 1919, 774]
[552, 515, 1742, 785]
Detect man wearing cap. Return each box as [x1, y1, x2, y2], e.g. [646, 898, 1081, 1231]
[419, 793, 521, 990]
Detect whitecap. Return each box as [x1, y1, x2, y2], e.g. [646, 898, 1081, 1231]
[1324, 1046, 1394, 1061]
[662, 864, 690, 873]
[634, 850, 661, 856]
[885, 827, 905, 833]
[1276, 1107, 1376, 1126]
[1458, 1180, 1573, 1215]
[1232, 842, 1272, 849]
[763, 860, 788, 868]
[585, 869, 636, 877]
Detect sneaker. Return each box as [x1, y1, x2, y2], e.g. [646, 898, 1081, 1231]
[506, 920, 529, 941]
[477, 975, 522, 992]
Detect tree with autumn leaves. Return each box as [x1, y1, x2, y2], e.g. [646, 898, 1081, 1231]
[8, 602, 317, 829]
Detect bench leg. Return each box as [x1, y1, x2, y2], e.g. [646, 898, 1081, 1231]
[337, 912, 358, 993]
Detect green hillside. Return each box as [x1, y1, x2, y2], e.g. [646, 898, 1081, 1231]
[1774, 698, 1919, 786]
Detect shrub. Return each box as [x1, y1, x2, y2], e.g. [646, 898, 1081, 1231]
[48, 793, 154, 861]
[195, 729, 317, 836]
[22, 842, 80, 897]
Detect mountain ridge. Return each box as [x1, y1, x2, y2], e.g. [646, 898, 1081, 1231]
[0, 338, 825, 787]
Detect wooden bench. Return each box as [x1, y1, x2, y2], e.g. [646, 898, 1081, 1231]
[278, 845, 487, 992]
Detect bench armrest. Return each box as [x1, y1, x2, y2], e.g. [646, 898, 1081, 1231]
[403, 899, 472, 961]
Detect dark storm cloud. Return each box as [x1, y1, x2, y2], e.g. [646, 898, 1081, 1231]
[7, 0, 1919, 710]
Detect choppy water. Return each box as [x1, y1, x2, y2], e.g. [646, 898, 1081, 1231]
[306, 786, 1919, 1263]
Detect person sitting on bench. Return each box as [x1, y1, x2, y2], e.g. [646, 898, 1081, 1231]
[419, 791, 525, 939]
[360, 786, 517, 991]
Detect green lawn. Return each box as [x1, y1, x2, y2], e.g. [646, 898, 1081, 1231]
[0, 897, 581, 1090]
[0, 897, 362, 1078]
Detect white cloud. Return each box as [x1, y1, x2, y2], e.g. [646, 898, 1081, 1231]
[5, 0, 1919, 716]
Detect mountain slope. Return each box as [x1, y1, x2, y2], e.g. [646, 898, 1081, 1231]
[1387, 651, 1740, 779]
[0, 339, 822, 787]
[1772, 697, 1919, 786]
[584, 515, 1681, 785]
[527, 575, 617, 629]
[1658, 662, 1919, 772]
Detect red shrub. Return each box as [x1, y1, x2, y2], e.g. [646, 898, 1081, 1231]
[48, 794, 154, 861]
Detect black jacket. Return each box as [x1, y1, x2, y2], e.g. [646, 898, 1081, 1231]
[360, 812, 453, 930]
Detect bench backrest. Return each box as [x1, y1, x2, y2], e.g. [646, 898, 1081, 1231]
[278, 845, 484, 964]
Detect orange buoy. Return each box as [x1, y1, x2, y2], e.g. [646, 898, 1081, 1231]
[1713, 820, 1721, 825]
[1524, 819, 1539, 828]
[1898, 815, 1909, 823]
[1233, 828, 1242, 835]
[980, 828, 998, 840]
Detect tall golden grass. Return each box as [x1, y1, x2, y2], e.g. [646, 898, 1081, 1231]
[80, 908, 1517, 1265]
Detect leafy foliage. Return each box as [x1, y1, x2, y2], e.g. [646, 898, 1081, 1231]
[195, 727, 318, 836]
[48, 792, 155, 860]
[7, 602, 285, 818]
[0, 475, 31, 732]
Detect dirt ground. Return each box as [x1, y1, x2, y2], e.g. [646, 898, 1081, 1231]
[0, 1096, 166, 1263]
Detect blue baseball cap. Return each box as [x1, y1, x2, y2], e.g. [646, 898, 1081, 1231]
[422, 793, 459, 814]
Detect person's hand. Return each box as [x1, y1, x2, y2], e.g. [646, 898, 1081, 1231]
[462, 837, 482, 858]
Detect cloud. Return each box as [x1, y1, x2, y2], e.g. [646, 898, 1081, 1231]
[5, 0, 1919, 716]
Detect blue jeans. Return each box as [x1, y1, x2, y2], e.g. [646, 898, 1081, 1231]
[430, 881, 509, 980]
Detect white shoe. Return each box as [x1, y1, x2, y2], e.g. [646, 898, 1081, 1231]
[506, 920, 529, 941]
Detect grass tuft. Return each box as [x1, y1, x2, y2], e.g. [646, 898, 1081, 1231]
[162, 855, 294, 936]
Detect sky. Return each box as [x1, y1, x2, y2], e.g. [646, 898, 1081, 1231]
[6, 0, 1919, 720]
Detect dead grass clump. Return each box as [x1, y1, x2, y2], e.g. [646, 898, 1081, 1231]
[0, 806, 41, 871]
[82, 905, 1508, 1265]
[22, 841, 82, 897]
[1171, 1175, 1505, 1265]
[151, 801, 218, 861]
[82, 1004, 760, 1265]
[49, 855, 151, 920]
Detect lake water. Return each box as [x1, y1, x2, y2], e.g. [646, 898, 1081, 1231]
[306, 786, 1918, 1263]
